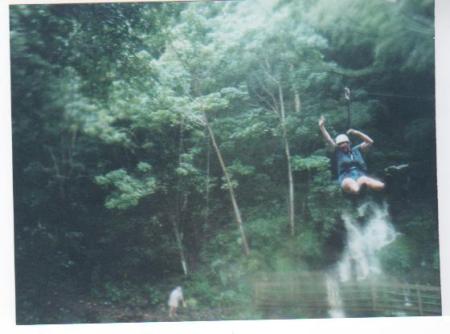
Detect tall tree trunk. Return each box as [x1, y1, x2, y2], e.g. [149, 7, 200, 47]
[170, 214, 188, 276]
[48, 147, 66, 200]
[292, 79, 303, 223]
[203, 113, 250, 256]
[204, 131, 210, 232]
[172, 118, 189, 276]
[290, 63, 301, 115]
[294, 89, 301, 114]
[278, 84, 295, 236]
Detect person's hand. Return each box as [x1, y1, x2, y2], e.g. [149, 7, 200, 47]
[346, 129, 356, 135]
[318, 115, 325, 128]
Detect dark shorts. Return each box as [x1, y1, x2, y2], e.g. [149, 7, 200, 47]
[338, 168, 367, 185]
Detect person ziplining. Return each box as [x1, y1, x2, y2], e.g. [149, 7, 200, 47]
[318, 115, 385, 195]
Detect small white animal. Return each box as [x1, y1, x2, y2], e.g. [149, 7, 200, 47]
[168, 286, 185, 318]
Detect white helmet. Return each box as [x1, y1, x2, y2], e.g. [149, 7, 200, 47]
[335, 134, 349, 145]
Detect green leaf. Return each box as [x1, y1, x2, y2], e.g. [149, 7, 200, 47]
[291, 155, 330, 172]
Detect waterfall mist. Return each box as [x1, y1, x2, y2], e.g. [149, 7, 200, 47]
[326, 200, 398, 317]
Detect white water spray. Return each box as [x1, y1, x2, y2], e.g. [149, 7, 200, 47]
[325, 273, 345, 318]
[326, 201, 398, 317]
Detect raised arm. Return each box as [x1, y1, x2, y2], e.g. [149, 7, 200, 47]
[346, 129, 373, 151]
[319, 116, 336, 148]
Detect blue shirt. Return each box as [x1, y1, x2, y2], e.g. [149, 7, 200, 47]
[335, 144, 367, 177]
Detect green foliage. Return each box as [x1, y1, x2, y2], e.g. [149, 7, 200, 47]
[228, 160, 256, 176]
[379, 235, 414, 276]
[104, 281, 125, 303]
[143, 285, 165, 307]
[291, 155, 329, 172]
[95, 166, 157, 209]
[291, 228, 322, 263]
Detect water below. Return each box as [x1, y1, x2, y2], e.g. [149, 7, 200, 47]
[326, 201, 398, 317]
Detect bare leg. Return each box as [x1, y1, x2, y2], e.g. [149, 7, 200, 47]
[169, 306, 176, 318]
[341, 178, 360, 194]
[357, 176, 385, 191]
